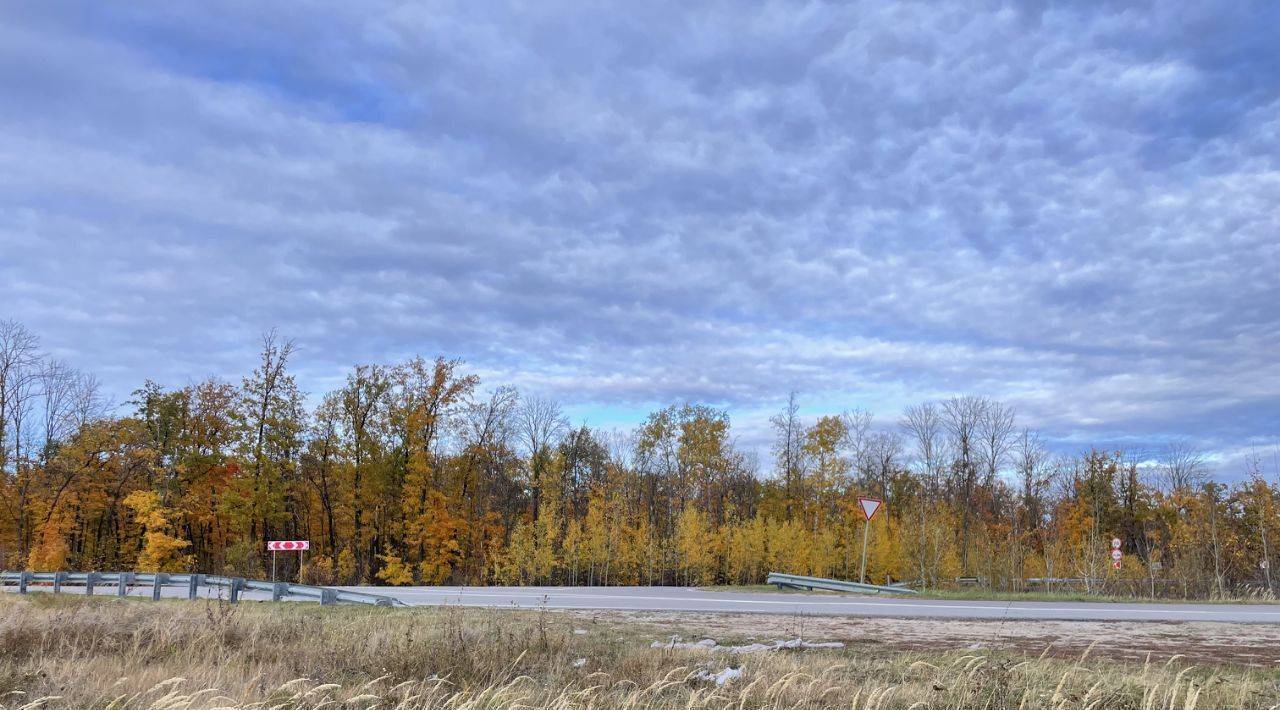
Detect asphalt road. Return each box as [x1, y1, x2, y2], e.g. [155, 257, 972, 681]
[8, 582, 1280, 622]
[339, 585, 1280, 623]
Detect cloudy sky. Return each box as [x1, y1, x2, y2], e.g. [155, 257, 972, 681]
[1, 1, 1277, 473]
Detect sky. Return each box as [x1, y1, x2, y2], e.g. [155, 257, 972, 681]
[1, 1, 1278, 476]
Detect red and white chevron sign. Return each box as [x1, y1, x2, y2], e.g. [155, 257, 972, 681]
[267, 540, 309, 551]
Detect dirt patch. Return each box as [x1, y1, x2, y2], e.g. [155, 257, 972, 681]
[562, 610, 1280, 668]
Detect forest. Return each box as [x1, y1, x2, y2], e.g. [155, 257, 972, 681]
[1, 320, 1276, 598]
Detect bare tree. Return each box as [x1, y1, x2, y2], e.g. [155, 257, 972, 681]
[66, 371, 107, 431]
[941, 395, 988, 571]
[603, 427, 636, 472]
[6, 367, 39, 474]
[0, 320, 40, 473]
[37, 359, 78, 465]
[941, 396, 986, 493]
[515, 394, 569, 513]
[864, 430, 903, 500]
[516, 395, 568, 460]
[464, 386, 519, 451]
[771, 392, 807, 517]
[901, 402, 945, 493]
[1011, 428, 1049, 586]
[839, 408, 873, 479]
[978, 400, 1017, 486]
[900, 402, 947, 586]
[1013, 428, 1049, 531]
[1159, 440, 1206, 493]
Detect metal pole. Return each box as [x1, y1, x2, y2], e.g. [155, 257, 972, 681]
[272, 550, 277, 582]
[860, 519, 870, 584]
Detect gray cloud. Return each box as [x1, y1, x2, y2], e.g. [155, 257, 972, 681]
[1, 0, 1277, 474]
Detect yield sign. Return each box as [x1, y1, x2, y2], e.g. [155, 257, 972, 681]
[858, 497, 883, 522]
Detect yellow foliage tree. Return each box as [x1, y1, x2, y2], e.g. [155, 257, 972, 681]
[532, 495, 562, 584]
[376, 553, 415, 585]
[124, 490, 193, 572]
[418, 490, 462, 584]
[497, 521, 535, 584]
[337, 547, 358, 583]
[676, 504, 715, 585]
[767, 518, 812, 576]
[27, 517, 71, 572]
[726, 515, 768, 584]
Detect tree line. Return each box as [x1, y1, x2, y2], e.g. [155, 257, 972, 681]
[1, 320, 1276, 598]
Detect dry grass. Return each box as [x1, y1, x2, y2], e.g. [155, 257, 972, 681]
[699, 585, 1280, 605]
[1, 594, 1277, 709]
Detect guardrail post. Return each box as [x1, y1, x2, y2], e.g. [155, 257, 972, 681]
[0, 570, 398, 608]
[117, 572, 134, 598]
[152, 574, 168, 601]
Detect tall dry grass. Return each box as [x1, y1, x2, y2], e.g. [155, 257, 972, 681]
[0, 594, 1274, 708]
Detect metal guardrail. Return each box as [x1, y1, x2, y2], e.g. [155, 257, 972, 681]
[0, 571, 402, 607]
[767, 571, 918, 595]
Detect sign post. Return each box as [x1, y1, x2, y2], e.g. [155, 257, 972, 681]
[1111, 537, 1122, 571]
[857, 497, 884, 584]
[267, 540, 309, 582]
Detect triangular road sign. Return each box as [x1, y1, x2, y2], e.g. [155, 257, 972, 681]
[858, 496, 883, 522]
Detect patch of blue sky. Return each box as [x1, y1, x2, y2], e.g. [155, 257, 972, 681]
[73, 5, 411, 126]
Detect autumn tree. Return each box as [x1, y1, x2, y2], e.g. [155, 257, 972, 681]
[3, 319, 1277, 602]
[125, 490, 193, 572]
[229, 330, 305, 550]
[333, 364, 392, 582]
[393, 356, 478, 583]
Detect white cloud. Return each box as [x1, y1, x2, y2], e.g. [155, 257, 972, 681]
[0, 0, 1277, 473]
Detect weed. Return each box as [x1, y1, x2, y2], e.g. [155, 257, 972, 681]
[0, 594, 1275, 708]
